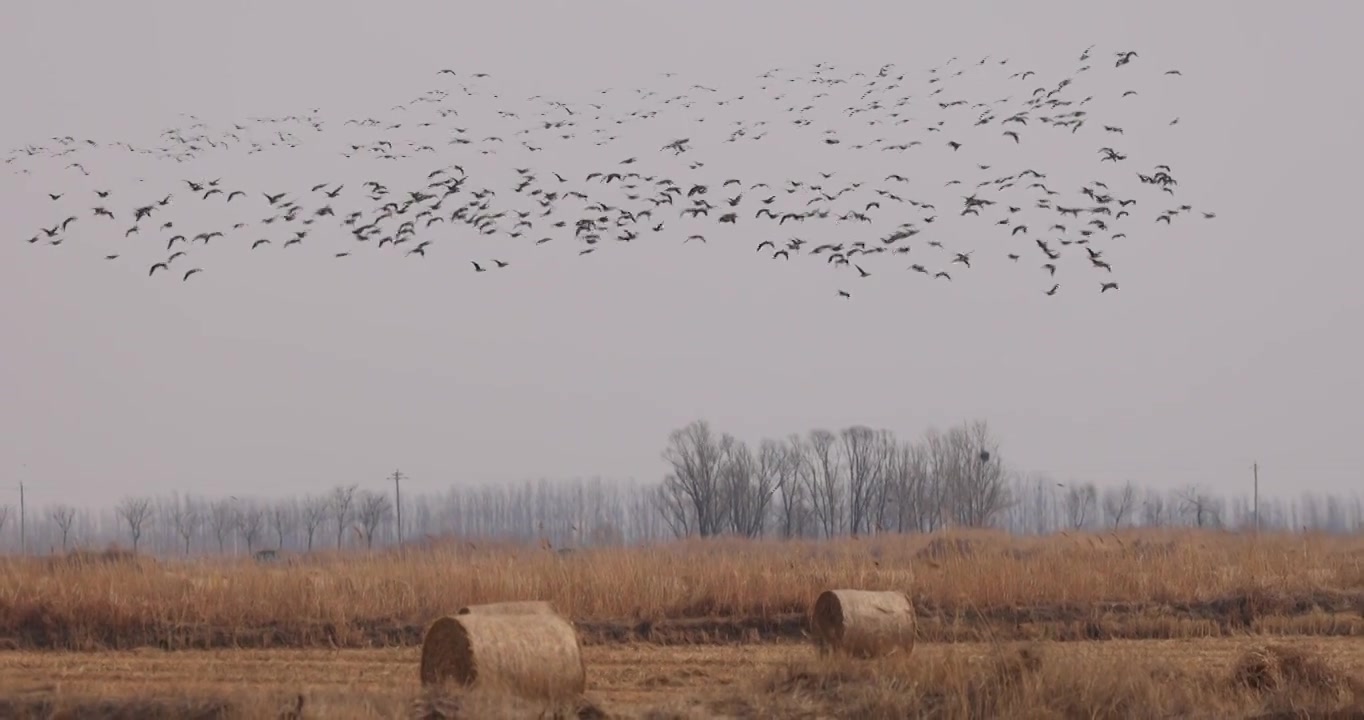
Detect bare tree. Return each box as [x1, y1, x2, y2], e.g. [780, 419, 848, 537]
[1013, 473, 1058, 534]
[238, 504, 266, 554]
[802, 429, 844, 537]
[330, 484, 359, 549]
[840, 426, 892, 536]
[945, 421, 1010, 527]
[651, 482, 693, 538]
[270, 501, 295, 550]
[301, 495, 328, 551]
[1063, 482, 1098, 530]
[718, 441, 753, 536]
[1102, 480, 1137, 528]
[208, 499, 236, 554]
[170, 499, 200, 556]
[51, 504, 77, 552]
[886, 439, 931, 532]
[722, 440, 780, 538]
[922, 429, 955, 529]
[658, 420, 733, 538]
[752, 439, 785, 535]
[867, 433, 898, 534]
[0, 505, 10, 547]
[116, 496, 154, 553]
[1142, 489, 1167, 526]
[355, 491, 393, 549]
[773, 436, 808, 538]
[27, 426, 1364, 549]
[1178, 485, 1220, 528]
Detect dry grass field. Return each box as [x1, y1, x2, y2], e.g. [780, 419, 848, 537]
[2, 529, 1363, 718]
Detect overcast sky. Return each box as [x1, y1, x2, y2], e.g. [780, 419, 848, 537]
[2, 0, 1361, 511]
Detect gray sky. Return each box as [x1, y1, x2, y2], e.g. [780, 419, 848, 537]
[2, 0, 1361, 509]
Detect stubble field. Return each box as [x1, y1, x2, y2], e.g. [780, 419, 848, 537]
[2, 530, 1364, 718]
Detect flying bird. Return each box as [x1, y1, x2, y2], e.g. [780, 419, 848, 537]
[11, 51, 1198, 303]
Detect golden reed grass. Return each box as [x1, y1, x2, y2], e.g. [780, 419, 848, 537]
[811, 589, 916, 658]
[750, 641, 1364, 720]
[456, 600, 557, 616]
[1, 529, 1362, 650]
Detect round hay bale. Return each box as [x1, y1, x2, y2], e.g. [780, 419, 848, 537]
[811, 589, 916, 659]
[456, 600, 557, 616]
[420, 613, 586, 700]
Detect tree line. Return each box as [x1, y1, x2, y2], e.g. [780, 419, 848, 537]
[0, 418, 1359, 556]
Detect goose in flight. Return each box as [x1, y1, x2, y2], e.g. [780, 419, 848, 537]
[13, 51, 1198, 302]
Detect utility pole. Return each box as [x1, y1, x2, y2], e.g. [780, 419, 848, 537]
[391, 469, 405, 546]
[19, 481, 25, 555]
[1252, 462, 1259, 534]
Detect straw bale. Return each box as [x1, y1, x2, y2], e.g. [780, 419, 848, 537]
[420, 613, 586, 700]
[810, 589, 916, 658]
[456, 601, 557, 616]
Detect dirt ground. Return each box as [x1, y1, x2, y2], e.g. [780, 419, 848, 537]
[4, 636, 1364, 718]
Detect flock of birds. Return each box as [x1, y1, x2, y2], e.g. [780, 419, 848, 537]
[7, 45, 1213, 298]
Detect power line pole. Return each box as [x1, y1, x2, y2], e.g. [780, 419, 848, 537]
[391, 469, 405, 546]
[19, 482, 25, 555]
[1252, 462, 1259, 534]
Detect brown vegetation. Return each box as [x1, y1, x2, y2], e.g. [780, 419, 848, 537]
[3, 529, 1363, 652]
[719, 642, 1364, 719]
[2, 640, 1362, 718]
[3, 530, 1364, 716]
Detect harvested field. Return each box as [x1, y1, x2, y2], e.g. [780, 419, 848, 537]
[3, 531, 1364, 716]
[2, 638, 1363, 718]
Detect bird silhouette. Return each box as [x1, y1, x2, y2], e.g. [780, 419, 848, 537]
[8, 46, 1202, 301]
